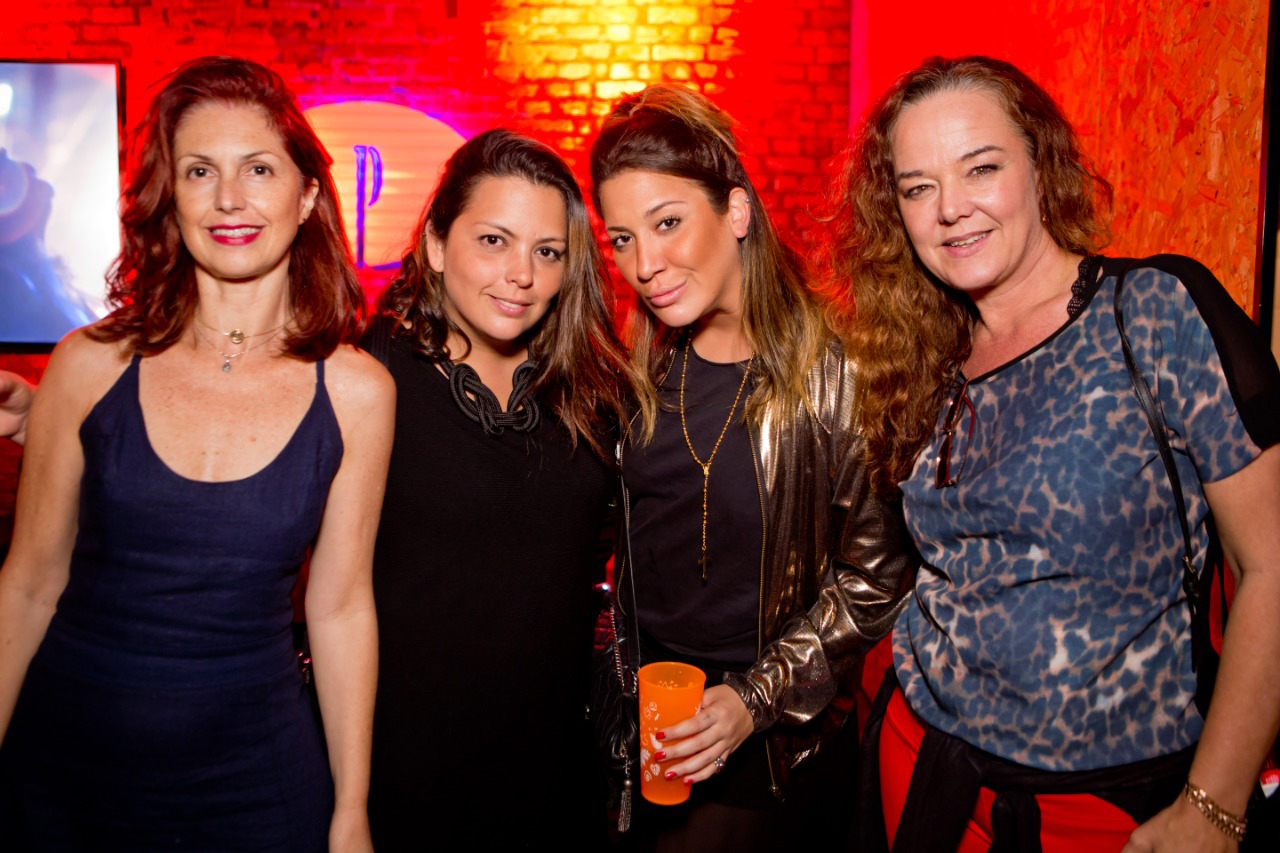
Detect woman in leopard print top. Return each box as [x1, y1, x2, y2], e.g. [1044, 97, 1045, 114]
[832, 55, 1280, 852]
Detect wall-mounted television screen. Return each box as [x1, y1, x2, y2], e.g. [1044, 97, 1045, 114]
[0, 60, 121, 345]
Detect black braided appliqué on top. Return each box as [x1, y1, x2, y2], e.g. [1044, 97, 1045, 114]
[443, 359, 541, 436]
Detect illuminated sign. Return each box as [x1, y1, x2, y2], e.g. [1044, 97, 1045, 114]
[305, 101, 465, 269]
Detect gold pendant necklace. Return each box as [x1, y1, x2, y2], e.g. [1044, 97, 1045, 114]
[191, 323, 283, 373]
[678, 339, 752, 584]
[194, 315, 288, 348]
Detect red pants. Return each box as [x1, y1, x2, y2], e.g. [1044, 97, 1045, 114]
[879, 689, 1142, 852]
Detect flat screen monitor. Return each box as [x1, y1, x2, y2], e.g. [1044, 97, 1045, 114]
[0, 60, 121, 344]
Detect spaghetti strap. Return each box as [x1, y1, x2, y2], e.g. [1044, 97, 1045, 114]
[2, 331, 345, 847]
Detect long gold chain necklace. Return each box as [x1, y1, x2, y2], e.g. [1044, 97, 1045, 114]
[678, 339, 752, 584]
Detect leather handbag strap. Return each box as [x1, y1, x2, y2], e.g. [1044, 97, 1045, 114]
[1112, 259, 1222, 713]
[1112, 262, 1196, 583]
[618, 463, 642, 681]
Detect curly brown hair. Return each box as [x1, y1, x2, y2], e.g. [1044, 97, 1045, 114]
[829, 55, 1112, 494]
[377, 128, 639, 458]
[90, 56, 362, 359]
[589, 84, 830, 440]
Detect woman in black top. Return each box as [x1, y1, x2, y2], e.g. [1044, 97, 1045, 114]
[590, 85, 916, 851]
[360, 129, 639, 849]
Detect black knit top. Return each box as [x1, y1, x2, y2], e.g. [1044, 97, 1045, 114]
[362, 319, 611, 847]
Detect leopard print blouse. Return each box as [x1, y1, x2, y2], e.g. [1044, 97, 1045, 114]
[894, 257, 1280, 771]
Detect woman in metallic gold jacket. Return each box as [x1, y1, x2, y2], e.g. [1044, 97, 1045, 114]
[591, 84, 918, 850]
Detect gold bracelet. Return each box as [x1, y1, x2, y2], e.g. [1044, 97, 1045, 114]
[1182, 781, 1247, 843]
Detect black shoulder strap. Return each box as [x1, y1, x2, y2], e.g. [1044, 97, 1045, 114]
[1112, 258, 1222, 715]
[362, 314, 397, 368]
[1111, 261, 1196, 588]
[618, 468, 642, 685]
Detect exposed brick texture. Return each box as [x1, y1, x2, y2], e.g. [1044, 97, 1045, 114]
[2, 1, 1267, 553]
[486, 0, 850, 246]
[0, 0, 851, 547]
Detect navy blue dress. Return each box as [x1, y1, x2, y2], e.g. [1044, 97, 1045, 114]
[1, 355, 342, 851]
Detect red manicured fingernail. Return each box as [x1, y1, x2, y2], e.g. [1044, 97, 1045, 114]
[654, 751, 666, 761]
[684, 777, 693, 786]
[665, 771, 677, 780]
[656, 732, 666, 740]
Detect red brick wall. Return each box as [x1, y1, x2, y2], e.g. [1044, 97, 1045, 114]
[485, 0, 850, 244]
[0, 0, 851, 549]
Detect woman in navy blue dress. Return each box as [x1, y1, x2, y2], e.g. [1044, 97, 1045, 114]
[0, 57, 394, 851]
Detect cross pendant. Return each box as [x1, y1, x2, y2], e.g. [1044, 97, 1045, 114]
[698, 553, 711, 584]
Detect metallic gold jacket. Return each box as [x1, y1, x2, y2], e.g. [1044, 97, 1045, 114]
[620, 339, 919, 796]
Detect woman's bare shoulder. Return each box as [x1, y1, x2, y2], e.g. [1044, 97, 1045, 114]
[322, 344, 395, 418]
[42, 327, 133, 411]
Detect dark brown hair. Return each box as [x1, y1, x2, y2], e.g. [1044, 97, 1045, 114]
[378, 128, 639, 457]
[91, 56, 362, 359]
[830, 55, 1112, 494]
[589, 84, 830, 439]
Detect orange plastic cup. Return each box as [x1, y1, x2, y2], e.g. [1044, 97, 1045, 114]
[637, 661, 706, 805]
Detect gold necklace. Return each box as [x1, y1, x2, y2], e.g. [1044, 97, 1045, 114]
[194, 314, 288, 346]
[192, 323, 283, 373]
[678, 339, 752, 584]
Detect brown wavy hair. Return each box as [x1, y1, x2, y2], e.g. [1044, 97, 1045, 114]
[589, 84, 830, 440]
[377, 128, 639, 457]
[829, 55, 1112, 494]
[90, 56, 362, 359]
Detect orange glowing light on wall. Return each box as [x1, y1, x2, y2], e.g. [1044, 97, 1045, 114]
[305, 102, 465, 268]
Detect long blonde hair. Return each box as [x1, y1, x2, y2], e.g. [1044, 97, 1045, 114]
[590, 85, 830, 439]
